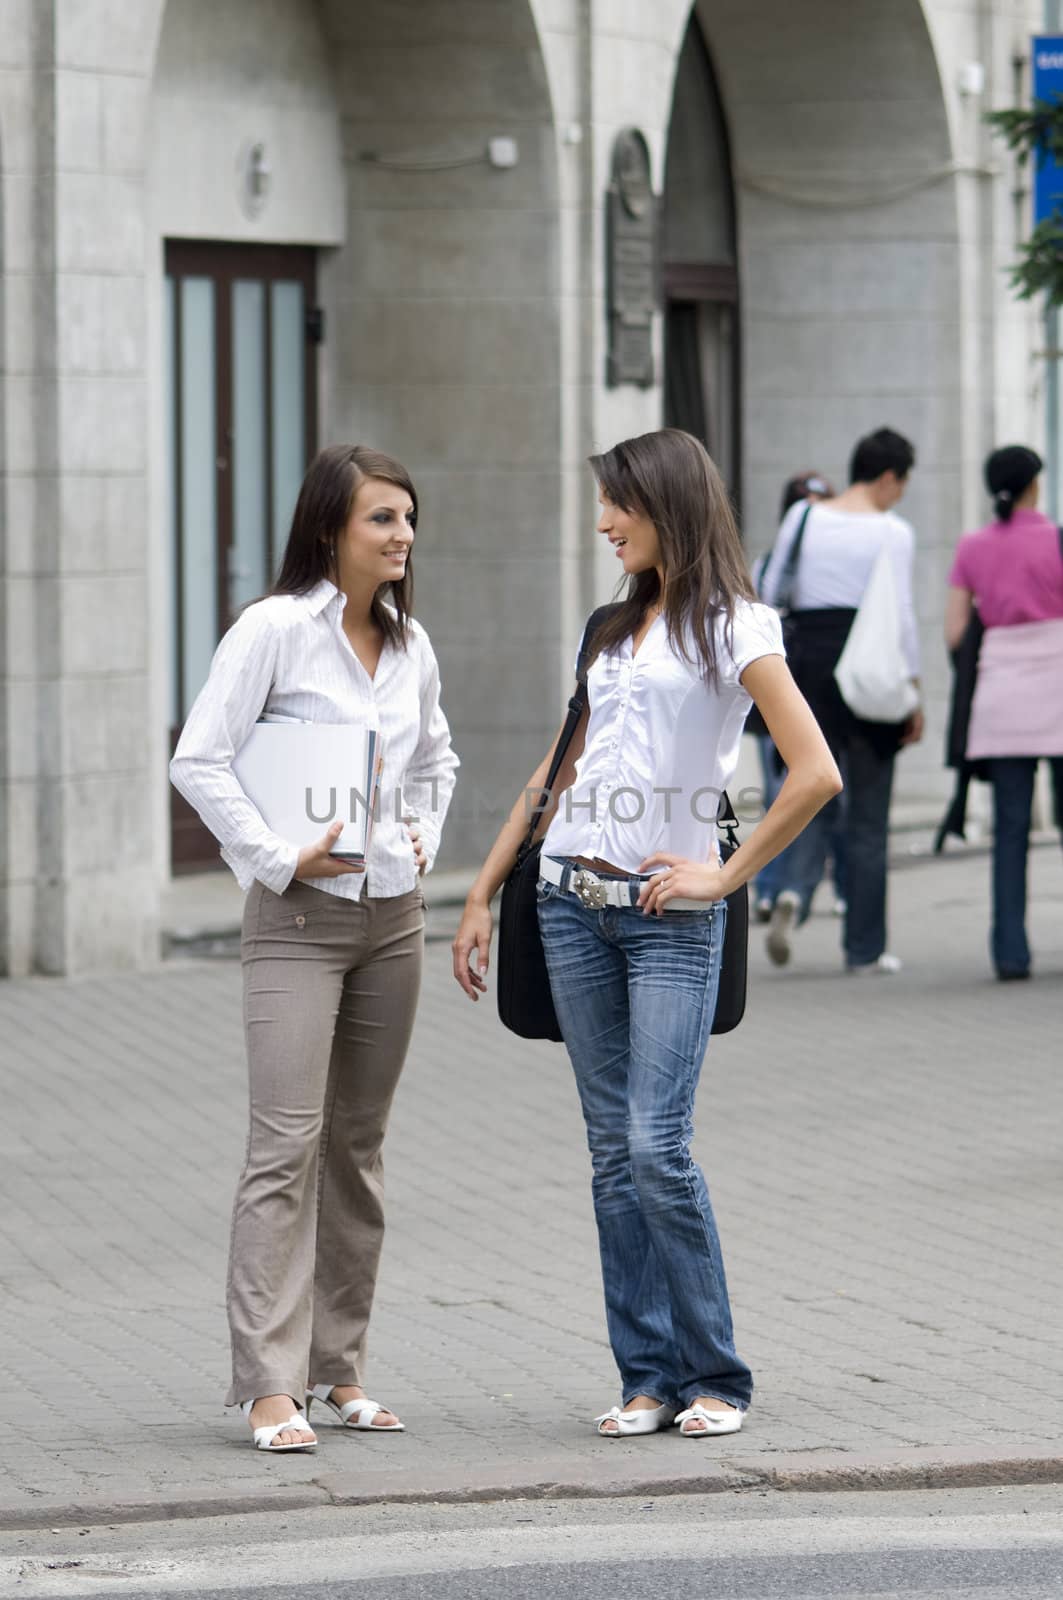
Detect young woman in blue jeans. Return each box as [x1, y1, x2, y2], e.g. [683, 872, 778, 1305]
[453, 430, 840, 1438]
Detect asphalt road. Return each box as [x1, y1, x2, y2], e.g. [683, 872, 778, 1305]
[3, 1486, 1061, 1599]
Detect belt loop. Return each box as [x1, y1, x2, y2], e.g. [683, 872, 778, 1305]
[559, 859, 572, 895]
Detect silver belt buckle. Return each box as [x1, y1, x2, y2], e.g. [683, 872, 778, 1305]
[572, 868, 608, 910]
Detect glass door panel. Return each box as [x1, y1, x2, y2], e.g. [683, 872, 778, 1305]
[178, 276, 219, 717]
[165, 241, 317, 871]
[270, 280, 307, 563]
[163, 275, 179, 729]
[231, 279, 269, 612]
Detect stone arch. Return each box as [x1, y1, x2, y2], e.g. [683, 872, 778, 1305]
[682, 0, 960, 544]
[666, 0, 963, 775]
[147, 0, 345, 246]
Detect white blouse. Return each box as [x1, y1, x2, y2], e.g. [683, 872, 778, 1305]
[170, 579, 459, 899]
[543, 600, 784, 874]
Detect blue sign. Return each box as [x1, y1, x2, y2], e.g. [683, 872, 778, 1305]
[1033, 36, 1063, 224]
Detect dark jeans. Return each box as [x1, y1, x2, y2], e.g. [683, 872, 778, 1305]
[990, 757, 1063, 975]
[756, 738, 847, 913]
[787, 723, 896, 966]
[537, 875, 752, 1411]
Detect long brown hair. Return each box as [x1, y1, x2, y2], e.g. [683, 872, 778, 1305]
[588, 429, 755, 683]
[272, 444, 416, 648]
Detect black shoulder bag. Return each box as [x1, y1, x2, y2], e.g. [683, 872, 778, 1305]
[495, 607, 610, 1043]
[496, 605, 748, 1042]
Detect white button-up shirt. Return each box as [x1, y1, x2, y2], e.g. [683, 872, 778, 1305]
[170, 580, 459, 899]
[543, 601, 784, 873]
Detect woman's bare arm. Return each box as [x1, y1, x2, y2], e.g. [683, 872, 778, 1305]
[723, 654, 844, 885]
[945, 586, 974, 653]
[640, 656, 842, 912]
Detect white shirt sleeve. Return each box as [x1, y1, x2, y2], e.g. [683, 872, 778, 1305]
[888, 517, 921, 678]
[169, 605, 301, 894]
[399, 633, 460, 874]
[724, 602, 786, 687]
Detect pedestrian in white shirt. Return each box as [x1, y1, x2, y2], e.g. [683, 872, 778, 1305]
[759, 428, 924, 973]
[452, 430, 841, 1440]
[171, 445, 458, 1453]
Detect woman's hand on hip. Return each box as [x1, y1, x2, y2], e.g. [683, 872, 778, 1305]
[295, 821, 366, 880]
[636, 853, 730, 916]
[452, 898, 493, 1000]
[405, 819, 428, 875]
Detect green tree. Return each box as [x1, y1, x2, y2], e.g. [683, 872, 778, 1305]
[987, 98, 1063, 304]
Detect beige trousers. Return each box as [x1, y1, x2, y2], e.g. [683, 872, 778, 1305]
[225, 878, 424, 1408]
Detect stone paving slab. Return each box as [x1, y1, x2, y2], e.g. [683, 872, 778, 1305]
[0, 846, 1060, 1526]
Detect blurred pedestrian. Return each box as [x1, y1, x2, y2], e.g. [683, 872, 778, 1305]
[171, 445, 459, 1451]
[945, 445, 1063, 979]
[751, 471, 845, 923]
[759, 428, 923, 973]
[453, 429, 841, 1439]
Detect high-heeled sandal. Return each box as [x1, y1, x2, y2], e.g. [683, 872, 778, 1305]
[595, 1401, 677, 1436]
[675, 1403, 743, 1437]
[240, 1399, 317, 1452]
[305, 1384, 405, 1431]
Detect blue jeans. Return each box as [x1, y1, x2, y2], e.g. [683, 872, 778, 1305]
[759, 737, 847, 916]
[753, 737, 786, 904]
[784, 725, 895, 965]
[537, 870, 753, 1412]
[773, 793, 848, 921]
[990, 756, 1063, 975]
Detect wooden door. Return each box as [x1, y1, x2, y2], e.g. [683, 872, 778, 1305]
[164, 241, 319, 871]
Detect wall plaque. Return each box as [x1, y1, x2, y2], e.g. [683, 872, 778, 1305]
[606, 129, 658, 388]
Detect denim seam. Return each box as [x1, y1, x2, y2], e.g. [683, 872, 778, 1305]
[674, 913, 746, 1405]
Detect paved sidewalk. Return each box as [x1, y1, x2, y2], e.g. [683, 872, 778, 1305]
[0, 847, 1060, 1527]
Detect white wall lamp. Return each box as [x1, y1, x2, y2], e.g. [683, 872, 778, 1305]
[237, 140, 272, 217]
[958, 61, 987, 98]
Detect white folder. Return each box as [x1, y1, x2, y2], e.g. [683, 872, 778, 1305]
[233, 720, 383, 863]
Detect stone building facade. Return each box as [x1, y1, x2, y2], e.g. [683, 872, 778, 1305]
[0, 0, 1046, 974]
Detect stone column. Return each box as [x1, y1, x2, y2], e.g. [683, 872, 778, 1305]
[0, 1, 163, 974]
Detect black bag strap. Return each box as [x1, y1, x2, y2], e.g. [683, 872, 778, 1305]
[574, 602, 623, 688]
[773, 500, 814, 615]
[519, 605, 620, 854]
[717, 787, 740, 852]
[520, 600, 740, 856]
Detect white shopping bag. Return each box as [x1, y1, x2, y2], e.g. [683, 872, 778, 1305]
[834, 545, 919, 724]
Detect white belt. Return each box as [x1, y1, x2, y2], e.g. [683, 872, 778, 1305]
[539, 855, 708, 912]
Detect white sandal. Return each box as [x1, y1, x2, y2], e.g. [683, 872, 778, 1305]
[240, 1399, 317, 1452]
[675, 1403, 743, 1438]
[595, 1401, 677, 1437]
[306, 1384, 405, 1431]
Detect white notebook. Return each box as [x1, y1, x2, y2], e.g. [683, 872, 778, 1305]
[233, 720, 383, 864]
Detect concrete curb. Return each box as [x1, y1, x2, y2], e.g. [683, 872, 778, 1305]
[4, 1447, 1061, 1532]
[0, 1486, 330, 1533]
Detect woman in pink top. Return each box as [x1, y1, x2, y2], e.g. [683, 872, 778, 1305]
[946, 446, 1063, 979]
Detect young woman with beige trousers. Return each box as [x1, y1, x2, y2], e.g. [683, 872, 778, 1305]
[172, 445, 459, 1452]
